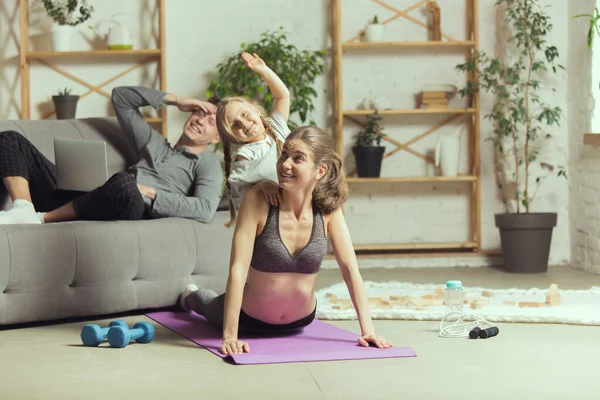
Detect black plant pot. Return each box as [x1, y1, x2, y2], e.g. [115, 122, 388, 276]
[495, 212, 557, 273]
[52, 95, 79, 120]
[353, 146, 385, 178]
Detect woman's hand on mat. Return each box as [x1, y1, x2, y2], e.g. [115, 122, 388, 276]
[255, 181, 282, 206]
[220, 339, 250, 355]
[242, 52, 269, 74]
[358, 333, 392, 349]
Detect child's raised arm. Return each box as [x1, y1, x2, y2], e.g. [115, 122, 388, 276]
[242, 52, 290, 122]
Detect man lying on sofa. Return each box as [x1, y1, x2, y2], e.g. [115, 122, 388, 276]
[0, 86, 223, 225]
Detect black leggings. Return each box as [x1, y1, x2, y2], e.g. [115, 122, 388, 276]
[0, 130, 145, 221]
[187, 291, 316, 335]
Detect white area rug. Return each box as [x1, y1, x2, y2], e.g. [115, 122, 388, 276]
[315, 282, 600, 326]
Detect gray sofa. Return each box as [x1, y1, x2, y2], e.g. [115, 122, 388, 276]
[0, 117, 232, 326]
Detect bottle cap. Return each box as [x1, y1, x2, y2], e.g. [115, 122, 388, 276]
[446, 280, 462, 288]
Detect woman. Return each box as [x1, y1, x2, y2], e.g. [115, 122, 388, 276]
[180, 125, 391, 355]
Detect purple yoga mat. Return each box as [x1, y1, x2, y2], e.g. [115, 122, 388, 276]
[146, 311, 417, 365]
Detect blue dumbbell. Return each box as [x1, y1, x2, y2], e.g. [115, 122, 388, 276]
[81, 320, 129, 347]
[107, 322, 155, 348]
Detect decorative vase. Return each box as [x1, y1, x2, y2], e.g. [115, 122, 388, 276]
[365, 24, 384, 42]
[52, 25, 75, 51]
[434, 128, 462, 177]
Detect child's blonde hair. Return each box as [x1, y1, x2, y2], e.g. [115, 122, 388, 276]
[216, 96, 283, 228]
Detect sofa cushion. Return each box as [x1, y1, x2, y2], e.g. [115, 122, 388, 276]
[0, 214, 233, 325]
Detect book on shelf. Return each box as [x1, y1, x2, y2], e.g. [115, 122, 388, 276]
[419, 95, 449, 108]
[421, 91, 448, 99]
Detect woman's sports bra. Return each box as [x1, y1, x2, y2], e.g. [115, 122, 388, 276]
[250, 203, 327, 274]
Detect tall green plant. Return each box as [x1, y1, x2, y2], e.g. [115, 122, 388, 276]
[456, 0, 566, 214]
[206, 27, 326, 130]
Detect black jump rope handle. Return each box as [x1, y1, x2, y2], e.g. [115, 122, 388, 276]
[469, 326, 499, 339]
[469, 327, 481, 339]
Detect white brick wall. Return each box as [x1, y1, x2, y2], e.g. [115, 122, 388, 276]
[0, 0, 582, 268]
[570, 0, 600, 275]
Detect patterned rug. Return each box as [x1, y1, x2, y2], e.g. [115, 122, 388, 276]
[315, 281, 600, 326]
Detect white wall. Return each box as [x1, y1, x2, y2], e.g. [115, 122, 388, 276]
[570, 0, 600, 275]
[0, 0, 581, 267]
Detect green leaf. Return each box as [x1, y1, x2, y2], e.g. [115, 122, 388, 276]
[205, 27, 326, 124]
[454, 0, 564, 212]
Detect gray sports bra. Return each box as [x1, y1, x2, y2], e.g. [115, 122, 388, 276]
[250, 203, 327, 274]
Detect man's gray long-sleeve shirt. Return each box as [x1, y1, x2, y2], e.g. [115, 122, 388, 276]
[111, 86, 223, 222]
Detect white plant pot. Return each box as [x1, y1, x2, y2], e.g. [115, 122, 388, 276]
[52, 25, 75, 52]
[365, 24, 384, 42]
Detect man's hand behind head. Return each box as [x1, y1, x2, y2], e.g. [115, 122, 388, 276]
[176, 96, 217, 115]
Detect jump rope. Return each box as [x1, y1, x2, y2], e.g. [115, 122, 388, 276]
[438, 312, 500, 339]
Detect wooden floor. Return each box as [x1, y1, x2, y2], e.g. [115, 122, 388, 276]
[1, 266, 600, 399]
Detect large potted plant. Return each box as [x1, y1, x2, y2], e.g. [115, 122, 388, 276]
[42, 0, 94, 51]
[455, 0, 566, 273]
[206, 27, 326, 131]
[353, 111, 385, 178]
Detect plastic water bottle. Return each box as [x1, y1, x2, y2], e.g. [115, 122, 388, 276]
[445, 280, 464, 317]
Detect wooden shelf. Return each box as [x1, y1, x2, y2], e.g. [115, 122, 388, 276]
[353, 241, 478, 252]
[343, 108, 475, 116]
[331, 0, 481, 255]
[347, 176, 477, 183]
[342, 40, 476, 50]
[19, 0, 167, 135]
[26, 50, 162, 59]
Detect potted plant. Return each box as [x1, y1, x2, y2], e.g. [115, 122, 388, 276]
[206, 27, 326, 131]
[455, 0, 566, 273]
[52, 87, 79, 119]
[353, 111, 386, 178]
[41, 0, 94, 51]
[365, 15, 384, 42]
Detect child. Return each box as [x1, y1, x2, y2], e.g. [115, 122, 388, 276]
[215, 52, 291, 227]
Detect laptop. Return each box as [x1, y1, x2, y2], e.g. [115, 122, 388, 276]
[54, 138, 109, 192]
